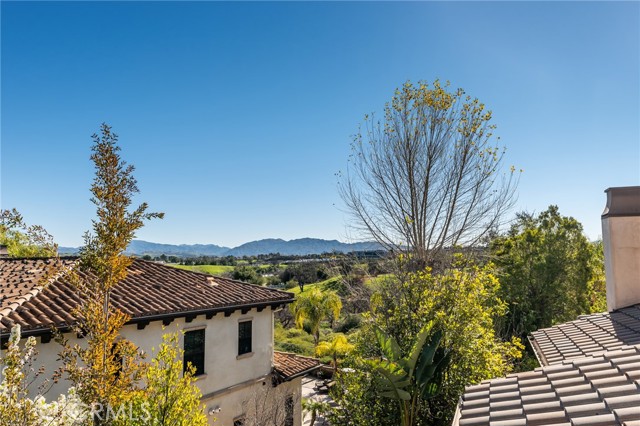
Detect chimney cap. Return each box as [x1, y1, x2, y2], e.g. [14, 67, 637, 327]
[602, 186, 640, 218]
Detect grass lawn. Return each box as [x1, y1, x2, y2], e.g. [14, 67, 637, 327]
[256, 264, 273, 271]
[364, 273, 392, 289]
[285, 276, 343, 296]
[169, 264, 234, 276]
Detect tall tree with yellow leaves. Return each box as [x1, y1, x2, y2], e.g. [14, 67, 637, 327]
[58, 123, 163, 425]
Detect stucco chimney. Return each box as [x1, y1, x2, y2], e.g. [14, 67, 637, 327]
[0, 245, 8, 257]
[601, 186, 640, 311]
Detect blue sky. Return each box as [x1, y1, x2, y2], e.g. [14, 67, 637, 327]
[1, 1, 638, 248]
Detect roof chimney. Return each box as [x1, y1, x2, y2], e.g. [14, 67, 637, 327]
[0, 245, 8, 258]
[601, 186, 640, 311]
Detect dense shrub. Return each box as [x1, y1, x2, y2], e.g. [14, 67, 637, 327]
[335, 314, 362, 334]
[331, 256, 522, 426]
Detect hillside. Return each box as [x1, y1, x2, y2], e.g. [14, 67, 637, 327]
[225, 238, 382, 256]
[59, 238, 383, 257]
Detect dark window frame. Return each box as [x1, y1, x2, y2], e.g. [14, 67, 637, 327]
[184, 328, 206, 376]
[238, 320, 252, 356]
[285, 395, 294, 426]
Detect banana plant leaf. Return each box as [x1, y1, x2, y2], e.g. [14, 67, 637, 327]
[405, 322, 435, 373]
[374, 326, 402, 362]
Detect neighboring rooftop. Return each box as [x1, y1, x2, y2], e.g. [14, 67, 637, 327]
[273, 351, 321, 381]
[0, 257, 294, 335]
[530, 304, 640, 366]
[454, 187, 640, 426]
[455, 344, 640, 426]
[0, 258, 75, 317]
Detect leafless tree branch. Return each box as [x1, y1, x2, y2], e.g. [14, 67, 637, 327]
[338, 80, 519, 267]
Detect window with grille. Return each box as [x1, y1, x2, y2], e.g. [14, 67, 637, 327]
[238, 320, 252, 356]
[184, 329, 205, 375]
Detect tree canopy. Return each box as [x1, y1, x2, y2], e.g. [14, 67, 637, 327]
[366, 323, 451, 426]
[292, 287, 342, 345]
[339, 80, 518, 267]
[58, 123, 164, 424]
[491, 205, 605, 341]
[0, 209, 57, 257]
[232, 265, 264, 285]
[331, 256, 522, 425]
[315, 333, 354, 376]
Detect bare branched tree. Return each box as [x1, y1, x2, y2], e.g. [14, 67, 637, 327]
[241, 382, 300, 426]
[339, 80, 519, 267]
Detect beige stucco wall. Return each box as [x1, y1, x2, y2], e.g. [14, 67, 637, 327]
[2, 306, 302, 425]
[119, 308, 275, 396]
[204, 376, 302, 426]
[602, 215, 640, 311]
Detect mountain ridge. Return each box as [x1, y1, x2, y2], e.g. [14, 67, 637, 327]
[59, 238, 383, 257]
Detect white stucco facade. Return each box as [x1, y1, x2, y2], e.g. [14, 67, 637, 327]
[8, 306, 302, 426]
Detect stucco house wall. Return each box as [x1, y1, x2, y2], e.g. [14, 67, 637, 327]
[0, 259, 312, 426]
[12, 307, 280, 425]
[204, 377, 302, 426]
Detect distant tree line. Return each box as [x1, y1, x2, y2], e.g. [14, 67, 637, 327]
[139, 250, 386, 265]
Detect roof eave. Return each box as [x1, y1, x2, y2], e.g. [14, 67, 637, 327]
[274, 364, 322, 382]
[0, 298, 293, 339]
[528, 334, 548, 367]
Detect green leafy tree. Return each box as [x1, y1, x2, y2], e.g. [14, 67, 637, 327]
[587, 240, 607, 314]
[0, 209, 57, 257]
[491, 206, 603, 340]
[58, 123, 164, 424]
[333, 256, 522, 425]
[302, 398, 330, 426]
[281, 262, 328, 287]
[315, 333, 354, 376]
[232, 265, 264, 285]
[122, 332, 208, 426]
[292, 287, 342, 345]
[339, 80, 518, 267]
[367, 323, 451, 426]
[327, 365, 398, 426]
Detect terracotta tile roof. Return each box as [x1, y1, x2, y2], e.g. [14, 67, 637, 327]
[0, 258, 76, 320]
[530, 305, 640, 366]
[454, 344, 640, 426]
[273, 351, 321, 380]
[0, 258, 294, 335]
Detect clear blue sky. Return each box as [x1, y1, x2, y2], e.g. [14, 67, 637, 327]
[1, 1, 638, 248]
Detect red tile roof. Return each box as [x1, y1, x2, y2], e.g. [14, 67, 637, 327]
[0, 257, 293, 335]
[454, 344, 640, 426]
[273, 351, 321, 380]
[530, 305, 640, 366]
[455, 305, 640, 426]
[0, 258, 77, 322]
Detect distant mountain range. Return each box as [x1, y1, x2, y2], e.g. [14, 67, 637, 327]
[59, 238, 383, 257]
